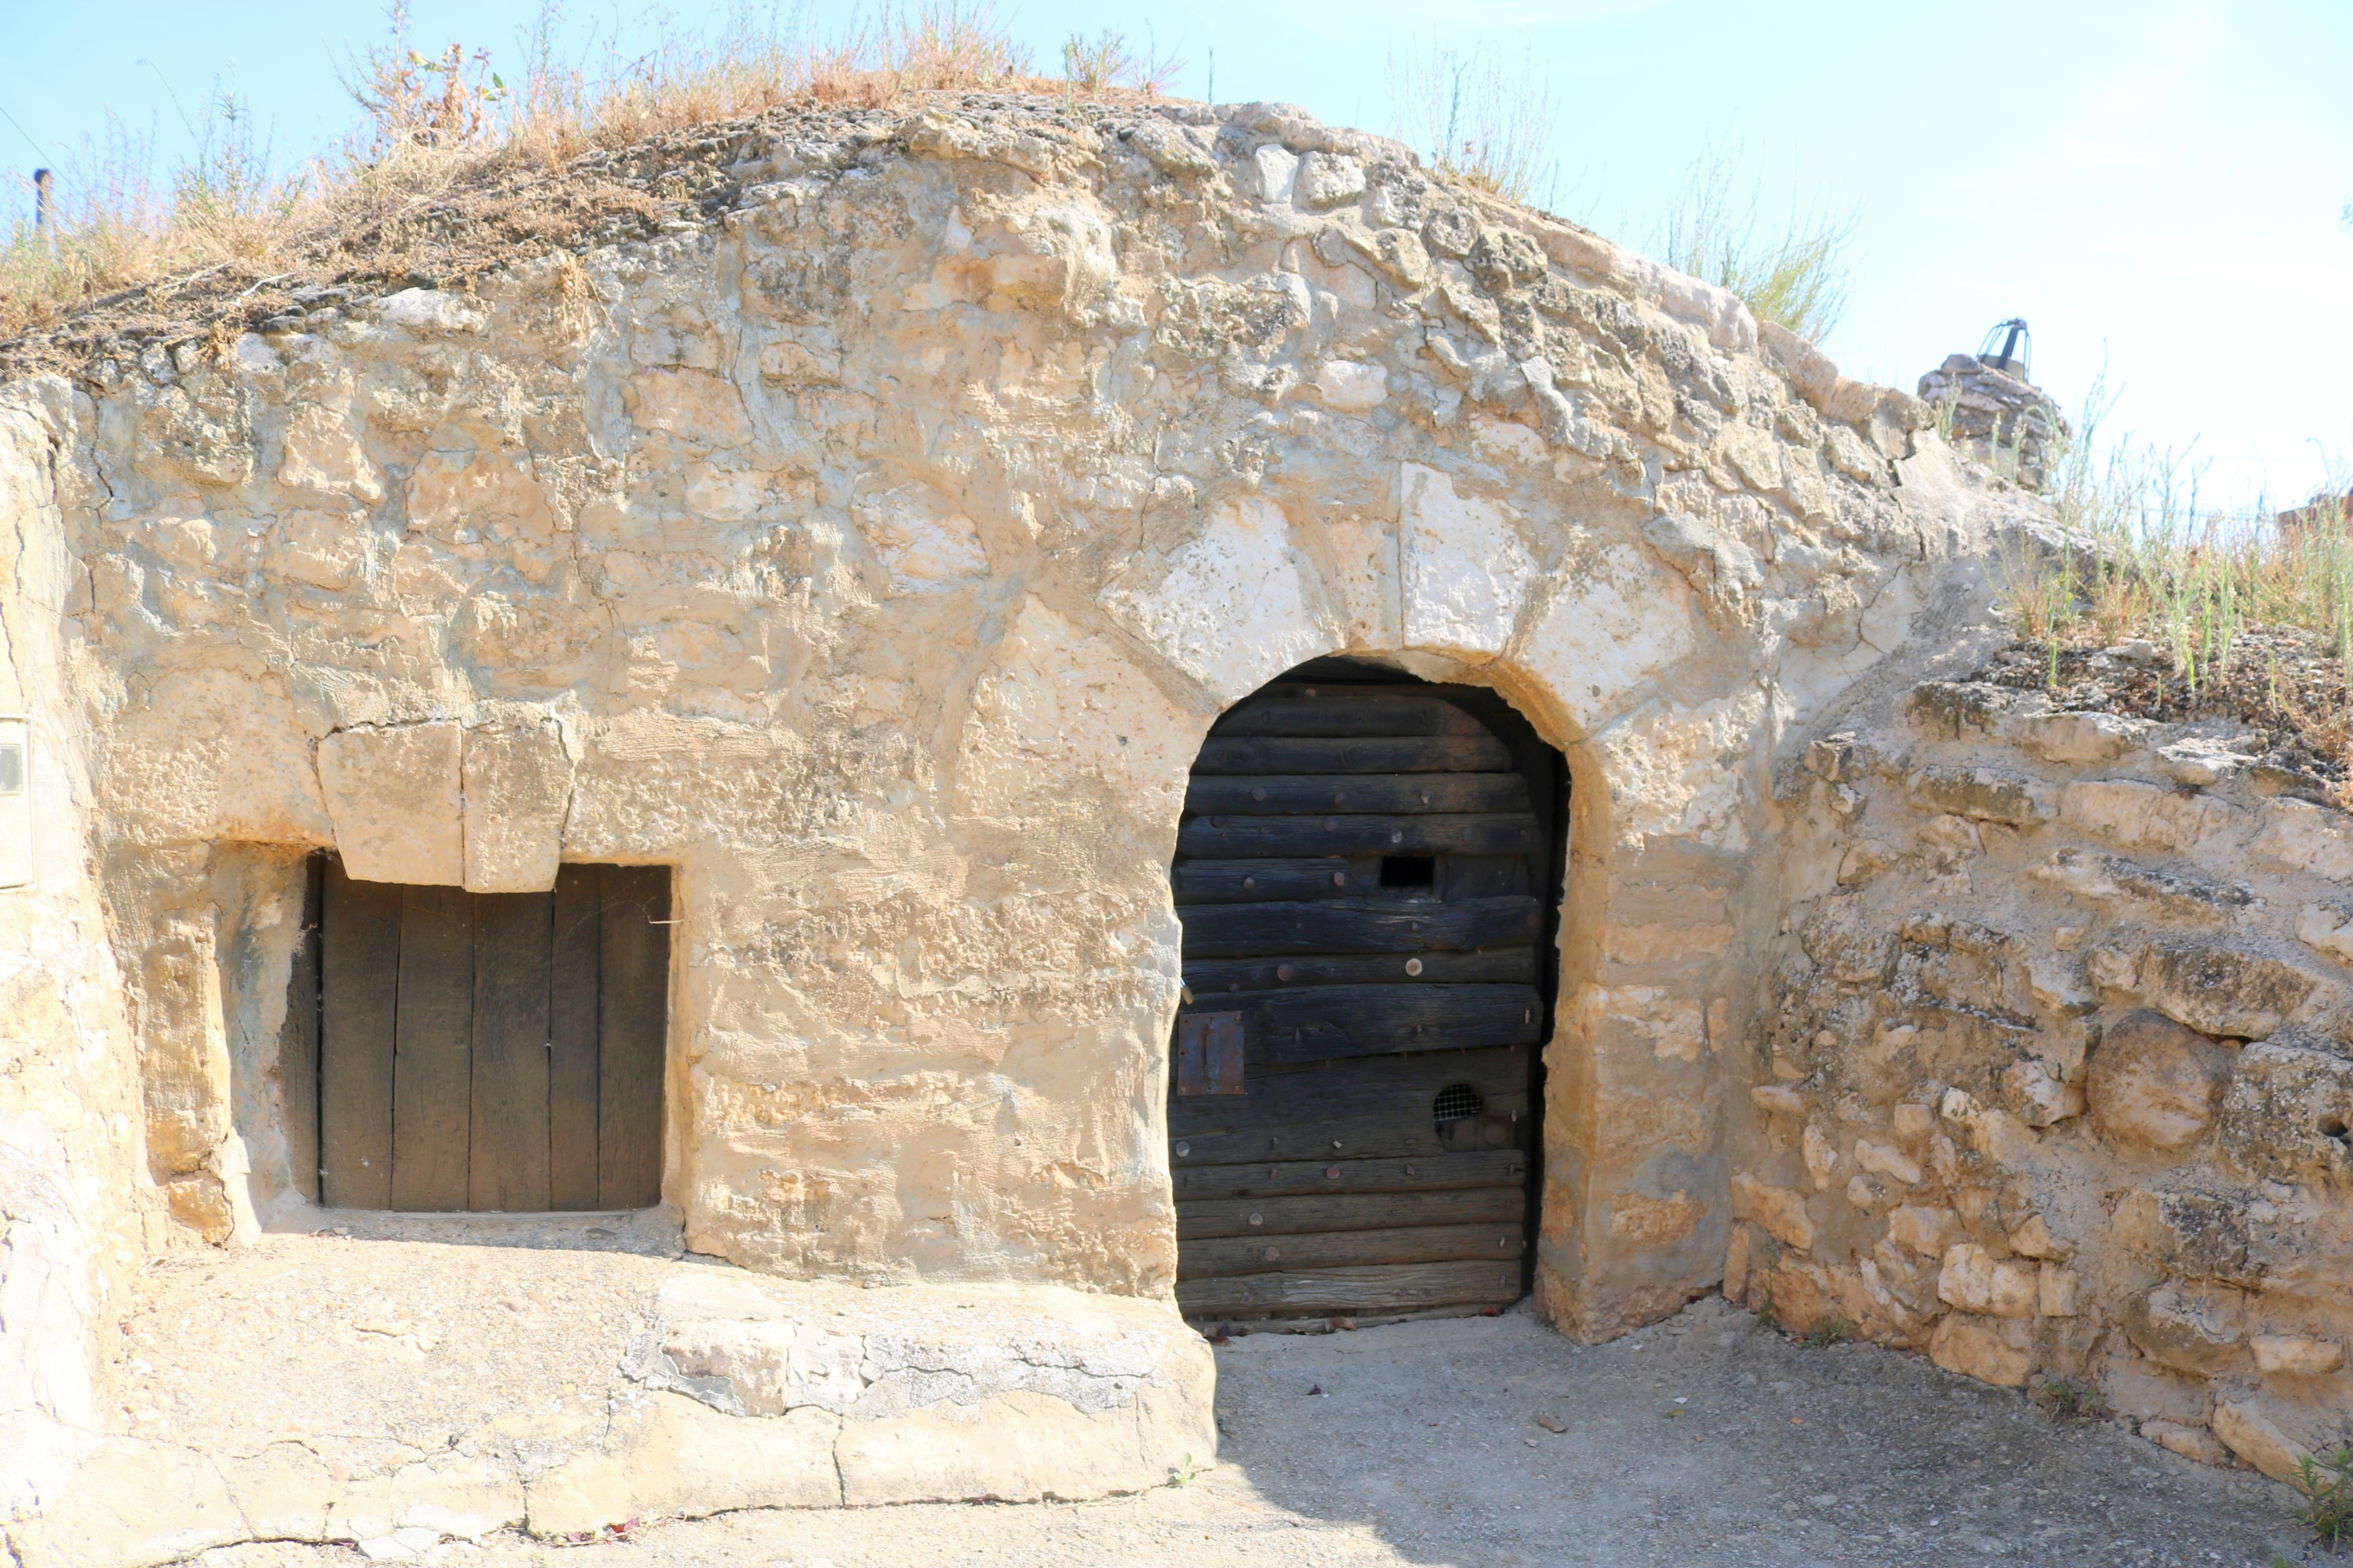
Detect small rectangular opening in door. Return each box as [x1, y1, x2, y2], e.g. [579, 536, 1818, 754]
[1379, 854, 1436, 889]
[303, 856, 670, 1213]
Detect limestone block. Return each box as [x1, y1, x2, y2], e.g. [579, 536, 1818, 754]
[2134, 943, 2311, 1040]
[2210, 1399, 2311, 1483]
[2252, 1334, 2344, 1377]
[1398, 464, 1533, 663]
[1730, 1173, 1813, 1251]
[2038, 1265, 2079, 1318]
[627, 367, 751, 447]
[1887, 1205, 1961, 1257]
[1124, 118, 1218, 177]
[462, 721, 572, 893]
[139, 920, 232, 1179]
[840, 1388, 1154, 1505]
[2120, 1283, 2243, 1375]
[1513, 543, 1698, 735]
[1580, 985, 1706, 1063]
[1748, 1084, 1805, 1117]
[525, 1396, 840, 1535]
[2007, 709, 2146, 763]
[268, 507, 372, 590]
[1102, 496, 1332, 703]
[1936, 1243, 2037, 1318]
[2216, 1036, 2353, 1189]
[955, 598, 1198, 829]
[161, 1172, 235, 1242]
[2295, 903, 2353, 965]
[2086, 1011, 2232, 1153]
[318, 722, 464, 886]
[2113, 1188, 2255, 1284]
[276, 401, 382, 503]
[1801, 1122, 1840, 1187]
[1855, 1140, 1922, 1186]
[2028, 847, 2253, 921]
[2251, 797, 2353, 881]
[1907, 765, 2053, 827]
[1928, 1313, 2032, 1387]
[2008, 1215, 2064, 1259]
[1593, 693, 1765, 854]
[851, 481, 990, 592]
[407, 448, 558, 537]
[2060, 778, 2238, 853]
[2141, 1418, 2230, 1466]
[1313, 359, 1389, 411]
[5, 1435, 244, 1568]
[373, 287, 488, 335]
[1293, 151, 1365, 208]
[102, 669, 335, 847]
[2001, 1059, 2086, 1128]
[322, 1454, 523, 1544]
[135, 381, 253, 488]
[1904, 680, 2007, 739]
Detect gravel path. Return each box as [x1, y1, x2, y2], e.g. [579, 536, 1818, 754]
[189, 1293, 2317, 1568]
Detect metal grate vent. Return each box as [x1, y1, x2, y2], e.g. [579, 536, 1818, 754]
[1433, 1082, 1484, 1128]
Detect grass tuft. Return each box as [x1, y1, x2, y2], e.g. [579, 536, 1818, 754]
[1647, 143, 1860, 343]
[1386, 38, 1556, 207]
[2297, 1445, 2353, 1551]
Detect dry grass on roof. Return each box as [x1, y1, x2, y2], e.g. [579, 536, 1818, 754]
[0, 2, 1187, 376]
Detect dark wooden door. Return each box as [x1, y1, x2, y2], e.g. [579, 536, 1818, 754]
[308, 859, 669, 1211]
[1169, 663, 1562, 1320]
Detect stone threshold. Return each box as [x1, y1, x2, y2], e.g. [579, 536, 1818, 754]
[8, 1229, 1215, 1568]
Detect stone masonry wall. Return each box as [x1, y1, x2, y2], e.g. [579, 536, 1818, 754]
[3, 92, 2022, 1399]
[1736, 667, 2353, 1481]
[0, 382, 150, 1515]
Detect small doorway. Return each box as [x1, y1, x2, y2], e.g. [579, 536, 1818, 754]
[282, 857, 671, 1212]
[1168, 660, 1567, 1320]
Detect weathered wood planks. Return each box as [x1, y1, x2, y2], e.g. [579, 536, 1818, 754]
[1176, 812, 1536, 858]
[1176, 895, 1539, 957]
[1175, 1261, 1524, 1316]
[1177, 1185, 1524, 1239]
[304, 858, 671, 1215]
[1168, 668, 1558, 1320]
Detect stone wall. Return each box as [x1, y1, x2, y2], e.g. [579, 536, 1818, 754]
[1737, 666, 2353, 1480]
[2, 92, 2035, 1430]
[0, 382, 150, 1513]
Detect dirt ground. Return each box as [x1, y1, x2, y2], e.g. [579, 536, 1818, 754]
[170, 1290, 2313, 1568]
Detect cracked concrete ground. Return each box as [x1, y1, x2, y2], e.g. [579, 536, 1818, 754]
[143, 1283, 2315, 1568]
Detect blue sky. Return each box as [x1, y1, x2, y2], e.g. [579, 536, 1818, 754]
[5, 0, 2348, 510]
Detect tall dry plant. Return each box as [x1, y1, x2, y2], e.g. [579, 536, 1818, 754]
[1386, 41, 1556, 208]
[1648, 144, 1861, 343]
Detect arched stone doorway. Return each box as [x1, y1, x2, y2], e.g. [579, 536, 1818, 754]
[1166, 657, 1568, 1320]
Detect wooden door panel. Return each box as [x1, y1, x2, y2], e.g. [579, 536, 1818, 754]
[1175, 812, 1536, 858]
[1173, 858, 1376, 904]
[310, 861, 669, 1215]
[318, 863, 401, 1210]
[1174, 1261, 1524, 1317]
[1181, 1222, 1524, 1277]
[1180, 945, 1534, 993]
[1211, 695, 1490, 737]
[1177, 1186, 1525, 1239]
[1208, 983, 1543, 1062]
[1176, 895, 1539, 957]
[1184, 773, 1529, 816]
[391, 884, 473, 1212]
[1173, 1150, 1528, 1201]
[598, 864, 669, 1210]
[1170, 669, 1559, 1319]
[1190, 735, 1511, 774]
[470, 891, 553, 1212]
[548, 865, 603, 1210]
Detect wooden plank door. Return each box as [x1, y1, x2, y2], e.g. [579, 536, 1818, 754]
[1168, 665, 1561, 1320]
[310, 862, 669, 1212]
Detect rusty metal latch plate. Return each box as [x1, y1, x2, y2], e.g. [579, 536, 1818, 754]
[1176, 1011, 1245, 1096]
